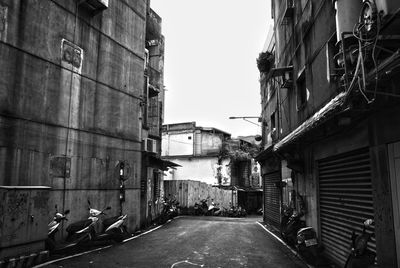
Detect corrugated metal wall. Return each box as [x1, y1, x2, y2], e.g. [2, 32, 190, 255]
[263, 171, 281, 229]
[164, 180, 234, 209]
[318, 147, 376, 266]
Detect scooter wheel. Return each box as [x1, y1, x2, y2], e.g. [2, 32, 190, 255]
[111, 229, 124, 243]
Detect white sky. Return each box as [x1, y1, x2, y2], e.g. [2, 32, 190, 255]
[150, 0, 272, 137]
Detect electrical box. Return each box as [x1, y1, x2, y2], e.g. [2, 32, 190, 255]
[0, 186, 51, 259]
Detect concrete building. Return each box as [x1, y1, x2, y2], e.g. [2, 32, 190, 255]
[162, 122, 262, 213]
[256, 0, 400, 267]
[162, 122, 231, 186]
[0, 0, 168, 261]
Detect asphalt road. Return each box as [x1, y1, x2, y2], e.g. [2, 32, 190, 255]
[43, 216, 307, 268]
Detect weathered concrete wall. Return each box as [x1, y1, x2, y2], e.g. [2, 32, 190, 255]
[0, 0, 148, 254]
[162, 131, 194, 156]
[199, 132, 223, 156]
[164, 180, 235, 210]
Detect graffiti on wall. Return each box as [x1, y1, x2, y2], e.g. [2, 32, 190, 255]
[0, 191, 28, 243]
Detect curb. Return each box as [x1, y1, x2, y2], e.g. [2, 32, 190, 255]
[0, 251, 49, 268]
[256, 222, 314, 268]
[32, 218, 175, 267]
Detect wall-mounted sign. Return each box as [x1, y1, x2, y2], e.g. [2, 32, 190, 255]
[61, 39, 84, 72]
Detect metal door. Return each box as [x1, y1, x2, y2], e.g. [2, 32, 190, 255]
[318, 147, 376, 267]
[263, 171, 281, 229]
[388, 142, 400, 266]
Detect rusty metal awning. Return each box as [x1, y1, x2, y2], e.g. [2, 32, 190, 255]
[234, 186, 263, 192]
[148, 155, 181, 171]
[255, 144, 274, 161]
[274, 92, 347, 152]
[161, 159, 181, 169]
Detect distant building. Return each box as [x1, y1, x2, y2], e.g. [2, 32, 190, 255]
[162, 122, 231, 185]
[162, 122, 262, 213]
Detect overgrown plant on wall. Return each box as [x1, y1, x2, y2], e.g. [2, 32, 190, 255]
[218, 140, 260, 164]
[216, 140, 260, 187]
[256, 51, 274, 73]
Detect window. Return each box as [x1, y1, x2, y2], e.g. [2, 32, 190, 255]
[144, 49, 149, 70]
[270, 112, 276, 131]
[296, 68, 307, 110]
[270, 112, 277, 141]
[326, 34, 339, 84]
[142, 76, 149, 127]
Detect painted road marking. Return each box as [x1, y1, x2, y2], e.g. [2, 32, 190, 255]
[171, 260, 205, 267]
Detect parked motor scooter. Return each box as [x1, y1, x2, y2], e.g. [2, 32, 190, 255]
[159, 196, 179, 223]
[226, 205, 239, 217]
[65, 202, 111, 243]
[170, 197, 180, 217]
[86, 200, 128, 243]
[213, 203, 223, 216]
[281, 194, 306, 246]
[281, 211, 305, 246]
[194, 202, 201, 216]
[236, 206, 247, 217]
[200, 199, 208, 215]
[256, 207, 263, 215]
[45, 205, 71, 251]
[207, 200, 218, 216]
[344, 219, 376, 268]
[296, 226, 325, 266]
[97, 215, 128, 243]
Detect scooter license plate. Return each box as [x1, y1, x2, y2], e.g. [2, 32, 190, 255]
[305, 238, 317, 247]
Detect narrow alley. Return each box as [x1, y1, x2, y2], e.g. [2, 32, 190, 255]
[42, 217, 307, 268]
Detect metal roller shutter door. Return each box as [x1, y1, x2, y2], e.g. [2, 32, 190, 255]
[263, 171, 281, 229]
[318, 147, 376, 267]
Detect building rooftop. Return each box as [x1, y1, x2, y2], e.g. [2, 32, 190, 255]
[162, 122, 231, 137]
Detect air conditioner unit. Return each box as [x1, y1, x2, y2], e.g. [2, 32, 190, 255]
[78, 0, 108, 15]
[144, 138, 157, 153]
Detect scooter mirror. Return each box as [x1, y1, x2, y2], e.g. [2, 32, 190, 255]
[64, 210, 70, 215]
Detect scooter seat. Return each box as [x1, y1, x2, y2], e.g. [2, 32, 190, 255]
[66, 219, 92, 234]
[102, 215, 120, 231]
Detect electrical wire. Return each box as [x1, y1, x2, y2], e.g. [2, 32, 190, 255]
[370, 13, 381, 102]
[349, 0, 381, 104]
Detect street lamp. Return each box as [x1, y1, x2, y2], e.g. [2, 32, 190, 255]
[228, 116, 261, 127]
